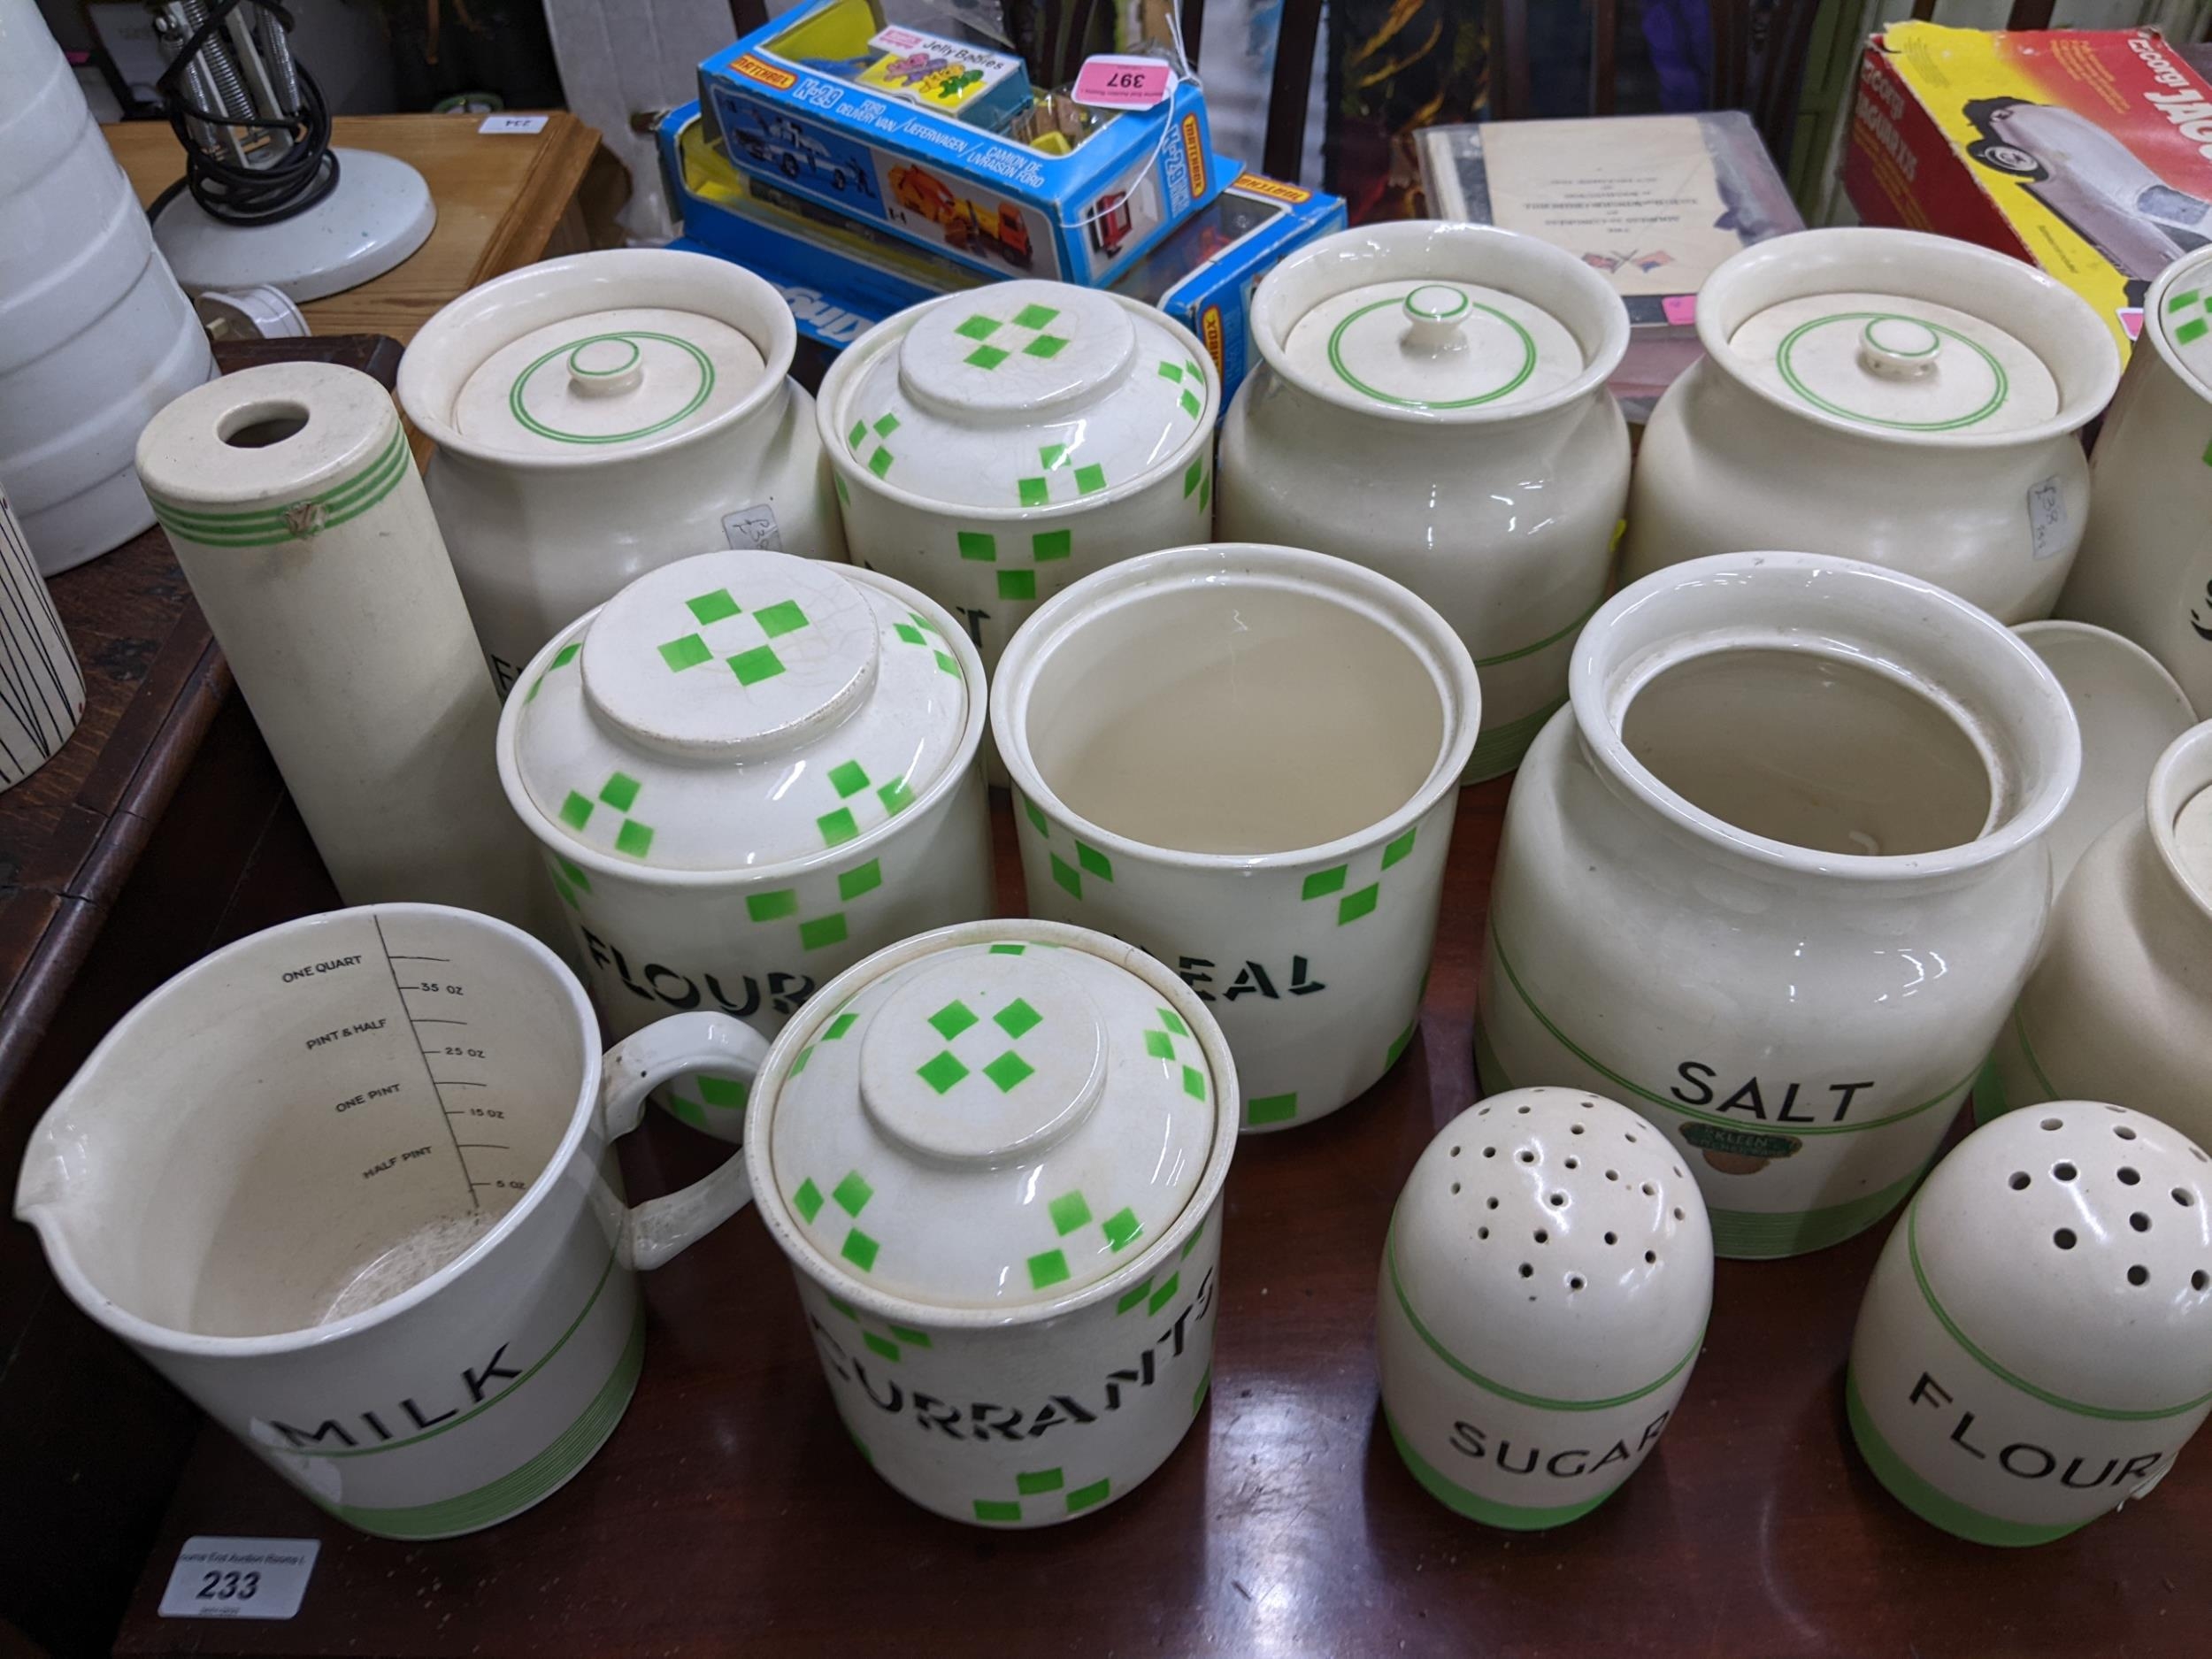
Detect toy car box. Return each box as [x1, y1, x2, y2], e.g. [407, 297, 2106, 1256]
[661, 104, 1345, 403]
[697, 0, 1222, 286]
[1846, 22, 2212, 357]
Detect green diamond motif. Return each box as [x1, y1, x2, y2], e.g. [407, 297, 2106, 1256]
[666, 1094, 705, 1128]
[1018, 476, 1049, 507]
[839, 859, 882, 900]
[2170, 288, 2202, 312]
[824, 1011, 858, 1040]
[841, 1229, 879, 1271]
[895, 621, 925, 644]
[967, 344, 1010, 370]
[1028, 1248, 1071, 1289]
[698, 1075, 746, 1109]
[1303, 864, 1348, 900]
[1040, 443, 1069, 470]
[729, 644, 783, 685]
[934, 650, 960, 677]
[862, 1332, 899, 1363]
[995, 997, 1041, 1039]
[918, 1050, 969, 1093]
[828, 759, 870, 798]
[1013, 303, 1059, 329]
[1180, 389, 1202, 419]
[930, 1000, 979, 1040]
[660, 633, 712, 671]
[2180, 319, 2210, 345]
[1077, 841, 1112, 881]
[835, 472, 849, 504]
[1382, 826, 1417, 869]
[1050, 852, 1082, 898]
[1158, 1007, 1188, 1037]
[1102, 1207, 1141, 1250]
[756, 600, 809, 638]
[556, 856, 589, 892]
[818, 807, 858, 846]
[1033, 528, 1071, 561]
[1183, 457, 1203, 497]
[1148, 1271, 1180, 1315]
[998, 569, 1037, 601]
[1187, 358, 1203, 380]
[879, 778, 915, 815]
[1018, 1468, 1064, 1495]
[614, 820, 654, 858]
[1117, 1278, 1154, 1315]
[798, 913, 848, 950]
[599, 772, 640, 811]
[889, 1325, 930, 1346]
[793, 1179, 824, 1221]
[1181, 1064, 1206, 1100]
[974, 1499, 1021, 1523]
[957, 531, 997, 561]
[847, 419, 867, 449]
[1158, 360, 1184, 382]
[868, 446, 893, 478]
[559, 791, 593, 830]
[990, 943, 1025, 955]
[551, 641, 580, 671]
[1066, 1479, 1110, 1512]
[832, 1171, 873, 1216]
[955, 314, 1001, 340]
[984, 1051, 1035, 1091]
[1075, 464, 1106, 495]
[1023, 795, 1048, 836]
[747, 889, 797, 922]
[1248, 1093, 1299, 1126]
[1048, 1191, 1092, 1234]
[1340, 884, 1380, 924]
[1183, 1217, 1205, 1257]
[789, 1045, 814, 1076]
[687, 588, 741, 626]
[1025, 334, 1068, 358]
[873, 413, 899, 437]
[1143, 1029, 1174, 1059]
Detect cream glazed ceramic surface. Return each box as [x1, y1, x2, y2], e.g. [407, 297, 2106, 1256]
[742, 919, 1238, 1527]
[818, 281, 1215, 682]
[2059, 243, 2212, 708]
[1378, 1088, 1712, 1529]
[992, 543, 1480, 1133]
[1623, 228, 2119, 624]
[1217, 221, 1630, 780]
[14, 904, 770, 1539]
[1979, 723, 2212, 1148]
[496, 550, 994, 1141]
[1848, 1103, 2212, 1547]
[399, 249, 845, 697]
[1478, 552, 2080, 1260]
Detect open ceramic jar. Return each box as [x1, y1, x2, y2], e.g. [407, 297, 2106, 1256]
[399, 249, 846, 695]
[817, 280, 1216, 681]
[1622, 228, 2119, 624]
[1478, 552, 2080, 1258]
[742, 918, 1238, 1527]
[1217, 222, 1630, 780]
[495, 550, 994, 1141]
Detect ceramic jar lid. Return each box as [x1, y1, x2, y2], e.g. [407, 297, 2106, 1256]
[511, 550, 972, 871]
[1282, 278, 1586, 412]
[2153, 248, 2212, 399]
[830, 280, 1211, 511]
[762, 929, 1226, 1309]
[450, 306, 769, 457]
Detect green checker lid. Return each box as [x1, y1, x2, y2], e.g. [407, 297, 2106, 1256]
[511, 550, 972, 870]
[765, 933, 1225, 1310]
[2154, 253, 2212, 400]
[831, 280, 1213, 511]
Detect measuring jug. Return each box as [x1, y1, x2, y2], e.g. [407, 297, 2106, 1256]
[14, 903, 764, 1540]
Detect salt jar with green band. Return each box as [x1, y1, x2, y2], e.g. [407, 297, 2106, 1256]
[495, 549, 993, 1141]
[1847, 1102, 2212, 1547]
[742, 918, 1239, 1527]
[398, 249, 845, 697]
[1478, 551, 2080, 1259]
[1379, 1088, 1711, 1528]
[1217, 221, 1631, 780]
[815, 280, 1216, 683]
[1622, 227, 2118, 624]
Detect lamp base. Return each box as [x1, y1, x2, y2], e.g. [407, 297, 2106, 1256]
[153, 149, 436, 303]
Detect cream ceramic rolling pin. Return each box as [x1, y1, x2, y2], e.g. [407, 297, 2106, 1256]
[136, 362, 538, 932]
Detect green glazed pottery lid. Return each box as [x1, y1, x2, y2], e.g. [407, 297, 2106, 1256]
[1281, 277, 1588, 412]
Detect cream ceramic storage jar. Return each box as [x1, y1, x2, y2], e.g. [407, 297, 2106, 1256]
[496, 549, 993, 1141]
[2059, 243, 2212, 706]
[743, 918, 1237, 1527]
[817, 280, 1216, 679]
[1478, 552, 2080, 1259]
[1217, 222, 1631, 780]
[1622, 228, 2119, 624]
[399, 249, 845, 695]
[1848, 1103, 2212, 1547]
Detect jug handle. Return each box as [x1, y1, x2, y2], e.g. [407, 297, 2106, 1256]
[598, 1012, 768, 1271]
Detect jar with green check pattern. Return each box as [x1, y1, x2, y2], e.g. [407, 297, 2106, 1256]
[495, 549, 993, 1142]
[742, 918, 1238, 1527]
[815, 280, 1216, 684]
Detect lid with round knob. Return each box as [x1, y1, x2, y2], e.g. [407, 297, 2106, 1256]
[1387, 1087, 1713, 1402]
[826, 280, 1215, 511]
[507, 550, 975, 871]
[1908, 1102, 2212, 1413]
[753, 923, 1233, 1310]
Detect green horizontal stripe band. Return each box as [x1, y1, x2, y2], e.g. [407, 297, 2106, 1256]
[1471, 592, 1606, 668]
[1846, 1368, 2083, 1547]
[1386, 1409, 1617, 1530]
[2012, 1007, 2062, 1101]
[329, 1300, 644, 1540]
[1488, 927, 1974, 1135]
[150, 430, 406, 527]
[1704, 1162, 1924, 1258]
[1386, 1216, 1702, 1410]
[151, 434, 410, 546]
[1971, 1057, 2008, 1127]
[1465, 696, 1563, 780]
[1908, 1200, 2212, 1421]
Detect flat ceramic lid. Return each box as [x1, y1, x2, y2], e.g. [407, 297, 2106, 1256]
[1727, 291, 2057, 435]
[451, 305, 768, 456]
[512, 551, 971, 870]
[768, 936, 1220, 1309]
[836, 280, 1208, 510]
[2155, 271, 2212, 399]
[1280, 278, 1586, 411]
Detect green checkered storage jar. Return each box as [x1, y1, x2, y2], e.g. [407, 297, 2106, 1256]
[495, 550, 994, 1142]
[742, 919, 1239, 1528]
[815, 281, 1217, 693]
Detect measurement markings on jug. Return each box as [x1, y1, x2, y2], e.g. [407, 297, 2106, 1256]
[372, 918, 490, 1212]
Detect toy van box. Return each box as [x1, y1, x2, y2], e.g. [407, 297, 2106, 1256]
[661, 104, 1345, 403]
[1846, 22, 2212, 357]
[697, 0, 1222, 285]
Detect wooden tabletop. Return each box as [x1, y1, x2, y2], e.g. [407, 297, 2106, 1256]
[106, 111, 612, 344]
[109, 785, 2212, 1657]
